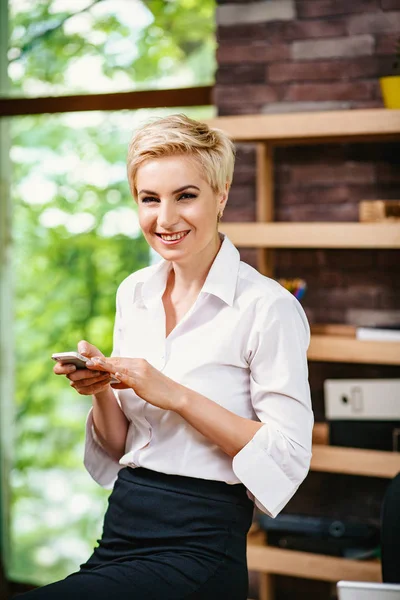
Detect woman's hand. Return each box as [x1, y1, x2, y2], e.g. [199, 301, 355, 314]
[86, 357, 184, 412]
[53, 340, 112, 395]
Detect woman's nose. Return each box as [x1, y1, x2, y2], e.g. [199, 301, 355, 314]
[157, 201, 179, 229]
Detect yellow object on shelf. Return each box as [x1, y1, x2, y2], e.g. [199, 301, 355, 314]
[380, 76, 400, 109]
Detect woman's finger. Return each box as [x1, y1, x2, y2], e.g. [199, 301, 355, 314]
[86, 358, 112, 372]
[87, 357, 119, 374]
[70, 373, 111, 389]
[67, 369, 101, 382]
[114, 370, 135, 388]
[53, 362, 76, 375]
[78, 340, 104, 359]
[110, 381, 129, 389]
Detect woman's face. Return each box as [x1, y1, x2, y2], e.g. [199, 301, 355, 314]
[135, 155, 226, 263]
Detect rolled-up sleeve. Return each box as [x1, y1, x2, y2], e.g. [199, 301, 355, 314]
[84, 407, 123, 488]
[83, 288, 125, 487]
[232, 294, 314, 518]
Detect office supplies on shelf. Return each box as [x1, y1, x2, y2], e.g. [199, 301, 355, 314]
[324, 379, 400, 452]
[278, 278, 307, 301]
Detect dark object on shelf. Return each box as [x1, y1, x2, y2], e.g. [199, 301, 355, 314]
[257, 513, 380, 559]
[330, 421, 400, 452]
[381, 472, 400, 583]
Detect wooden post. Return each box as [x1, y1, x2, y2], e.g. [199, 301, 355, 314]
[258, 533, 274, 600]
[259, 573, 274, 600]
[256, 143, 274, 277]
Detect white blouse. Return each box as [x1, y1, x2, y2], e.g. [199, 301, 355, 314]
[84, 234, 314, 518]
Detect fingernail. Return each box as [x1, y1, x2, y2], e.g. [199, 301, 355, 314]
[86, 360, 94, 366]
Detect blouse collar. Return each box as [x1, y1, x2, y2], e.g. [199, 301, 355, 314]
[138, 234, 240, 309]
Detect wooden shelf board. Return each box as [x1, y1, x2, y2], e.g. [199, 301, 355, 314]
[311, 444, 400, 478]
[207, 109, 400, 145]
[310, 324, 356, 338]
[247, 545, 381, 582]
[308, 335, 400, 365]
[219, 222, 400, 249]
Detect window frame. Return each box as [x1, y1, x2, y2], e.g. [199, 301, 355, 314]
[0, 0, 13, 578]
[0, 2, 213, 583]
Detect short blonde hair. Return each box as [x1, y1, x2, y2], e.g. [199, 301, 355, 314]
[127, 113, 236, 198]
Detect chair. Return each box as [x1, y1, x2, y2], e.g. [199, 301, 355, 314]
[381, 472, 400, 583]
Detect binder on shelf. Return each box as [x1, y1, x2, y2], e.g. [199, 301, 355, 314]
[356, 326, 400, 342]
[324, 379, 400, 452]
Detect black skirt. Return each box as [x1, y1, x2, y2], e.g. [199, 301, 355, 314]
[15, 467, 254, 600]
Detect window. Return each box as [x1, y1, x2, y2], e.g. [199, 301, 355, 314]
[8, 0, 216, 97]
[2, 0, 215, 586]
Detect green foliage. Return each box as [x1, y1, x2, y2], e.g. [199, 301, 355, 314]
[10, 110, 150, 583]
[7, 0, 215, 586]
[9, 0, 216, 95]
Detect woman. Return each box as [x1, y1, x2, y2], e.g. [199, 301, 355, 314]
[20, 114, 313, 599]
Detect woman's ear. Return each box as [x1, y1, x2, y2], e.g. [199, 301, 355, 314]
[218, 182, 230, 213]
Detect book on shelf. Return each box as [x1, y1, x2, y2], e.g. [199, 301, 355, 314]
[356, 325, 400, 342]
[359, 200, 400, 222]
[309, 323, 400, 341]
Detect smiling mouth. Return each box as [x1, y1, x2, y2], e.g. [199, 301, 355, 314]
[155, 231, 190, 241]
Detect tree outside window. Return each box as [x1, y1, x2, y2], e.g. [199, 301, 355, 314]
[6, 0, 215, 586]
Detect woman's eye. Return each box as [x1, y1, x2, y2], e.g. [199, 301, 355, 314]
[140, 193, 195, 203]
[141, 196, 159, 203]
[178, 193, 196, 200]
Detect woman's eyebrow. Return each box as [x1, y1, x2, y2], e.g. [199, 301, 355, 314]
[172, 185, 200, 194]
[138, 189, 158, 196]
[138, 185, 200, 196]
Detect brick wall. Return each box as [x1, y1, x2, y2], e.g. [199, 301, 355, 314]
[214, 2, 400, 598]
[215, 0, 400, 328]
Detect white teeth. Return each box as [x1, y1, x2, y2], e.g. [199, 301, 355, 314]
[160, 232, 188, 241]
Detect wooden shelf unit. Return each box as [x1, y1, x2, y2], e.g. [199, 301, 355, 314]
[210, 109, 400, 600]
[308, 335, 400, 365]
[311, 445, 400, 479]
[247, 544, 381, 583]
[247, 440, 400, 598]
[311, 425, 400, 478]
[219, 222, 400, 249]
[208, 108, 400, 145]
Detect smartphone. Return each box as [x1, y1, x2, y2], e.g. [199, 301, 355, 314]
[51, 351, 120, 384]
[52, 351, 90, 369]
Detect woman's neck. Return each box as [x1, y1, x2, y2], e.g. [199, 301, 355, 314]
[167, 233, 222, 300]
